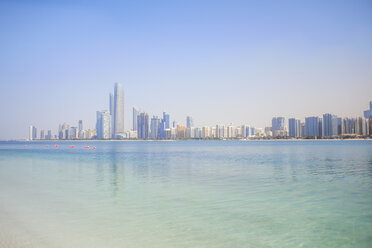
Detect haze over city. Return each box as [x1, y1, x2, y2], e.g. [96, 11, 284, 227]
[1, 0, 372, 140]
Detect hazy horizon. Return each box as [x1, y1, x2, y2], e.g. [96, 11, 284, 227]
[1, 0, 372, 139]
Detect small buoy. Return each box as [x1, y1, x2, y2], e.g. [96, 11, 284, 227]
[84, 146, 89, 149]
[24, 145, 27, 148]
[54, 145, 59, 148]
[70, 146, 75, 148]
[93, 147, 96, 150]
[46, 145, 49, 148]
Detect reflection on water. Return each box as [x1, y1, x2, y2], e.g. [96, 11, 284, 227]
[0, 140, 372, 248]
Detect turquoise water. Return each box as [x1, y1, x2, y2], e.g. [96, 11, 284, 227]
[0, 140, 371, 247]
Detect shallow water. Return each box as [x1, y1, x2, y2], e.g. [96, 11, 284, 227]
[0, 140, 371, 247]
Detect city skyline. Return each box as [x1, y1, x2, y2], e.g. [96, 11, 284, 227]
[27, 93, 372, 140]
[1, 0, 372, 139]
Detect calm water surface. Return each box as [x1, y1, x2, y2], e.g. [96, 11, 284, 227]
[0, 140, 371, 247]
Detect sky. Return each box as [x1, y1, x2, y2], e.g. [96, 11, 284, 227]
[0, 0, 371, 139]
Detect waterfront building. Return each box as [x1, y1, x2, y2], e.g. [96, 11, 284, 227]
[176, 125, 186, 139]
[113, 83, 124, 138]
[159, 119, 166, 139]
[133, 106, 139, 131]
[86, 129, 96, 139]
[78, 120, 83, 139]
[202, 126, 210, 138]
[29, 125, 37, 140]
[186, 116, 194, 129]
[150, 116, 160, 139]
[194, 127, 201, 139]
[300, 123, 305, 137]
[288, 118, 301, 137]
[322, 114, 338, 137]
[227, 124, 235, 138]
[305, 117, 320, 137]
[186, 128, 192, 138]
[342, 118, 355, 135]
[369, 117, 372, 136]
[137, 112, 149, 139]
[210, 127, 217, 138]
[40, 130, 45, 140]
[68, 127, 78, 139]
[272, 117, 285, 137]
[250, 127, 255, 137]
[163, 112, 170, 129]
[165, 129, 172, 139]
[337, 118, 342, 135]
[46, 130, 52, 139]
[216, 125, 223, 138]
[109, 93, 114, 115]
[355, 117, 368, 136]
[96, 110, 111, 139]
[170, 127, 176, 139]
[264, 127, 272, 137]
[363, 101, 372, 119]
[78, 120, 83, 133]
[173, 120, 177, 128]
[127, 130, 137, 139]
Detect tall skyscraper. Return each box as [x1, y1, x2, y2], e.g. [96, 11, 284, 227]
[137, 112, 149, 139]
[364, 101, 372, 119]
[163, 112, 170, 129]
[288, 118, 301, 137]
[322, 114, 338, 137]
[113, 83, 124, 138]
[272, 117, 285, 137]
[29, 125, 37, 140]
[186, 116, 194, 128]
[150, 116, 160, 139]
[109, 93, 114, 115]
[96, 110, 111, 139]
[305, 117, 320, 137]
[78, 120, 83, 131]
[133, 106, 140, 131]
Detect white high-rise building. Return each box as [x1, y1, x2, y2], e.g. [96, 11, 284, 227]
[113, 83, 124, 138]
[133, 106, 140, 131]
[96, 110, 111, 139]
[29, 125, 34, 140]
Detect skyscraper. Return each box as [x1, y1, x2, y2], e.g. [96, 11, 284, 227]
[364, 101, 372, 119]
[96, 110, 111, 139]
[288, 118, 301, 137]
[29, 125, 37, 140]
[272, 117, 285, 137]
[305, 117, 320, 137]
[47, 130, 52, 140]
[322, 114, 338, 137]
[137, 112, 149, 139]
[133, 106, 139, 131]
[163, 112, 170, 129]
[150, 116, 160, 139]
[113, 83, 124, 138]
[186, 116, 194, 128]
[109, 93, 114, 115]
[78, 120, 83, 131]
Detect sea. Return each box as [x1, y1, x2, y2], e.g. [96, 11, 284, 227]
[0, 140, 371, 247]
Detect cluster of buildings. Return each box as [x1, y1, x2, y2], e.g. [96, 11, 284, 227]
[28, 84, 372, 140]
[126, 109, 259, 139]
[270, 101, 372, 138]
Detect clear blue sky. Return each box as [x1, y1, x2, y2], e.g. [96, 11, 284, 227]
[0, 0, 371, 139]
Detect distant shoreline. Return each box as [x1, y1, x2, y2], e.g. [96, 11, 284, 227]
[2, 138, 372, 142]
